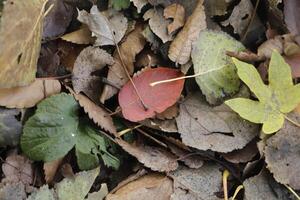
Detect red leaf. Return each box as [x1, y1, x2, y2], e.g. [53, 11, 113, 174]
[119, 67, 184, 122]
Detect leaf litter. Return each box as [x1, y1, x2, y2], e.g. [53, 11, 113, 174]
[0, 0, 300, 199]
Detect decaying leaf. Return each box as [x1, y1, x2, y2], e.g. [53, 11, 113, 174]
[110, 0, 131, 11]
[87, 184, 108, 200]
[169, 163, 222, 200]
[222, 140, 258, 163]
[226, 51, 300, 133]
[101, 24, 146, 102]
[106, 173, 173, 200]
[144, 8, 173, 43]
[116, 139, 178, 172]
[130, 0, 148, 13]
[285, 53, 300, 78]
[119, 67, 184, 122]
[168, 0, 206, 64]
[244, 169, 291, 200]
[156, 104, 179, 120]
[164, 3, 185, 34]
[192, 30, 245, 105]
[257, 36, 283, 59]
[0, 182, 26, 200]
[61, 25, 94, 45]
[71, 91, 117, 135]
[78, 5, 128, 46]
[2, 154, 33, 185]
[141, 118, 178, 133]
[0, 0, 47, 88]
[43, 0, 75, 40]
[0, 108, 22, 147]
[264, 121, 300, 190]
[204, 0, 230, 17]
[176, 93, 259, 153]
[0, 79, 61, 108]
[43, 158, 63, 184]
[72, 46, 114, 102]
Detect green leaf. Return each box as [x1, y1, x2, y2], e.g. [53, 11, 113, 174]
[21, 93, 120, 170]
[111, 0, 130, 10]
[191, 30, 245, 104]
[225, 51, 300, 134]
[0, 108, 22, 147]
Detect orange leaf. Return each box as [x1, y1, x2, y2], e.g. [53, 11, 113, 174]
[118, 67, 184, 122]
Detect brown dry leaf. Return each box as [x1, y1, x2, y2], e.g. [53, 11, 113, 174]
[72, 46, 114, 102]
[144, 8, 173, 43]
[100, 24, 146, 102]
[264, 120, 300, 190]
[0, 79, 61, 109]
[43, 158, 63, 184]
[168, 0, 206, 64]
[141, 118, 178, 133]
[61, 25, 94, 45]
[78, 6, 128, 46]
[2, 154, 33, 185]
[244, 168, 291, 200]
[0, 0, 47, 88]
[156, 104, 179, 120]
[169, 163, 222, 200]
[116, 139, 178, 172]
[204, 0, 230, 17]
[71, 91, 117, 135]
[257, 36, 283, 59]
[106, 173, 173, 200]
[164, 3, 185, 34]
[176, 93, 259, 153]
[135, 49, 160, 69]
[222, 140, 258, 164]
[130, 0, 148, 13]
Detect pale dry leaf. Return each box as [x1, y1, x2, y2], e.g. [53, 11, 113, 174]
[2, 154, 33, 185]
[144, 8, 173, 43]
[169, 163, 222, 200]
[0, 0, 47, 88]
[176, 93, 259, 153]
[168, 0, 206, 64]
[156, 104, 179, 120]
[264, 120, 300, 190]
[78, 6, 128, 46]
[257, 36, 283, 59]
[100, 24, 146, 102]
[0, 182, 26, 200]
[164, 3, 185, 34]
[72, 46, 114, 102]
[130, 0, 148, 13]
[61, 25, 94, 45]
[43, 158, 63, 184]
[0, 79, 61, 109]
[106, 173, 173, 200]
[71, 91, 117, 135]
[87, 184, 108, 200]
[116, 139, 178, 172]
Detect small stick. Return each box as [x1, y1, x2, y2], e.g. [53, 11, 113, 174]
[223, 169, 230, 200]
[231, 185, 244, 200]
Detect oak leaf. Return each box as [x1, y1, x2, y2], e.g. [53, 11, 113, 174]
[0, 0, 47, 88]
[164, 3, 185, 34]
[168, 0, 206, 64]
[118, 67, 184, 122]
[225, 51, 300, 134]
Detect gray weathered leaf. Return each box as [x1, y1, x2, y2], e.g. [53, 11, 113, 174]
[0, 108, 21, 147]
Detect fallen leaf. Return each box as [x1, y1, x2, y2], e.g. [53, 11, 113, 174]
[192, 30, 245, 105]
[130, 0, 148, 13]
[70, 90, 117, 135]
[144, 8, 173, 43]
[72, 46, 114, 102]
[156, 104, 179, 120]
[43, 158, 63, 184]
[2, 154, 33, 185]
[0, 182, 26, 200]
[284, 53, 300, 78]
[116, 139, 178, 172]
[169, 163, 222, 200]
[0, 108, 22, 147]
[204, 0, 230, 17]
[264, 121, 300, 190]
[244, 168, 291, 200]
[100, 24, 146, 102]
[225, 51, 300, 133]
[257, 36, 283, 59]
[27, 185, 56, 200]
[176, 93, 259, 153]
[78, 5, 128, 46]
[0, 0, 47, 88]
[0, 79, 61, 109]
[284, 0, 300, 45]
[135, 49, 160, 69]
[141, 118, 178, 133]
[168, 0, 206, 65]
[87, 184, 108, 200]
[164, 3, 185, 34]
[222, 140, 258, 163]
[142, 25, 161, 52]
[106, 173, 173, 200]
[119, 67, 184, 122]
[61, 25, 94, 45]
[43, 0, 75, 40]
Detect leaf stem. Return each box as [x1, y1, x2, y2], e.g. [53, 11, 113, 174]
[284, 115, 300, 127]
